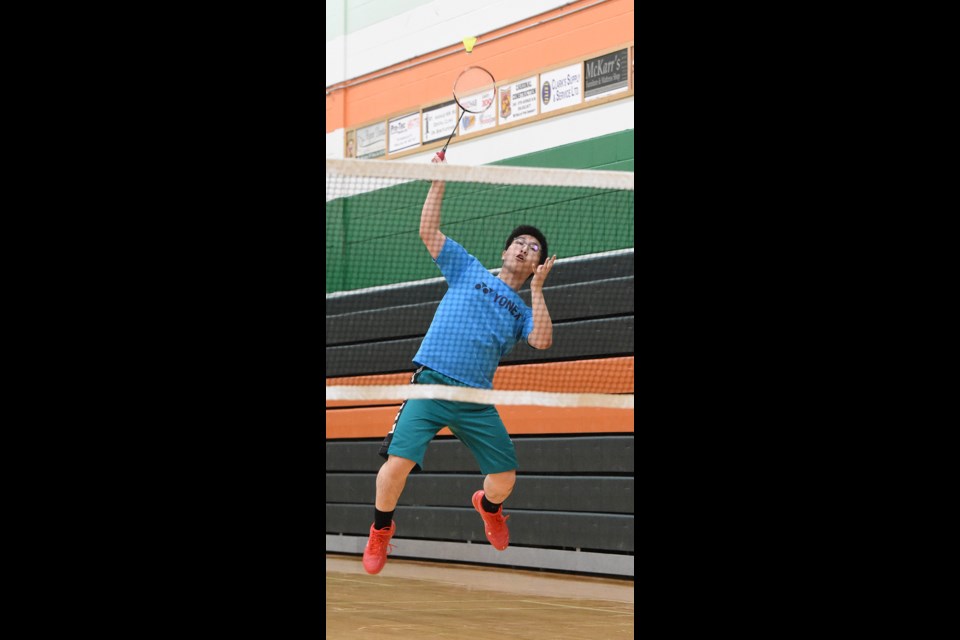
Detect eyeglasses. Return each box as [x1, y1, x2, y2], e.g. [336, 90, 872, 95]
[511, 238, 540, 253]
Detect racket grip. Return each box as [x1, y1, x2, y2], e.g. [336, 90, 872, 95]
[436, 151, 445, 161]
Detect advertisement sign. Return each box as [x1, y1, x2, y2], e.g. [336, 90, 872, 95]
[345, 130, 356, 158]
[422, 101, 458, 144]
[584, 49, 628, 101]
[457, 89, 497, 136]
[356, 122, 386, 159]
[498, 76, 538, 124]
[540, 63, 582, 114]
[388, 112, 421, 153]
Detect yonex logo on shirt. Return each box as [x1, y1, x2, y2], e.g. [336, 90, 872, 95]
[474, 282, 523, 319]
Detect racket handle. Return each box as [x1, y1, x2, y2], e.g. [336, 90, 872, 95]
[436, 151, 445, 161]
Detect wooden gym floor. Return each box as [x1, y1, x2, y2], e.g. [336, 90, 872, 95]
[326, 554, 633, 639]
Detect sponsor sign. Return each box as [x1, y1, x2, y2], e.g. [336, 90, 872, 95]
[422, 101, 459, 144]
[457, 89, 497, 135]
[388, 112, 421, 153]
[498, 76, 538, 124]
[540, 63, 582, 114]
[356, 121, 386, 159]
[584, 49, 628, 101]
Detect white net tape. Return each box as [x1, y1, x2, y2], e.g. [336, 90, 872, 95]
[326, 384, 634, 409]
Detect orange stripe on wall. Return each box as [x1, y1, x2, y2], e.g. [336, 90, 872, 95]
[326, 357, 634, 394]
[327, 0, 634, 133]
[494, 357, 633, 393]
[325, 404, 633, 439]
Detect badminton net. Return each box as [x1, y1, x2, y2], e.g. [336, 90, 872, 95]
[326, 158, 634, 409]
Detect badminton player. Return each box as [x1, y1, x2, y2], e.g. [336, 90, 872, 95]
[362, 152, 557, 575]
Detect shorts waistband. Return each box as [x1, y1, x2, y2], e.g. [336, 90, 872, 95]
[412, 366, 470, 388]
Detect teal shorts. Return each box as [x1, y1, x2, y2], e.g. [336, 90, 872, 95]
[378, 366, 519, 475]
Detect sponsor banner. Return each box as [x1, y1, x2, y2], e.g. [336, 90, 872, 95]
[345, 130, 356, 158]
[422, 101, 458, 144]
[540, 63, 582, 114]
[357, 121, 386, 159]
[458, 89, 496, 135]
[498, 76, 538, 125]
[388, 112, 421, 153]
[584, 48, 628, 101]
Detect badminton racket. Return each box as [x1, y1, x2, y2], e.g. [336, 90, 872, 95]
[437, 66, 496, 160]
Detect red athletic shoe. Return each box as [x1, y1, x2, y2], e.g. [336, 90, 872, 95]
[362, 521, 396, 575]
[472, 490, 510, 551]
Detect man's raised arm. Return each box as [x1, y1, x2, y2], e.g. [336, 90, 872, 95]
[420, 154, 447, 259]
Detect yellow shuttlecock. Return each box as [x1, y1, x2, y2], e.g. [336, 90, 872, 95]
[462, 36, 477, 53]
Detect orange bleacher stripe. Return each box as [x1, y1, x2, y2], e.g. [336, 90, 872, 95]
[325, 405, 633, 439]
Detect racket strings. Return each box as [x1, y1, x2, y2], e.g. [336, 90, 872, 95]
[453, 67, 496, 113]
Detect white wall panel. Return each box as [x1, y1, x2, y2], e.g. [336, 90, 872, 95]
[326, 0, 575, 87]
[326, 128, 345, 159]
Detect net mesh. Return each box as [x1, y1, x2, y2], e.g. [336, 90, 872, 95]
[326, 158, 634, 409]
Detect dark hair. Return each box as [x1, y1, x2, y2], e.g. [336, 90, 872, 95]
[504, 225, 548, 265]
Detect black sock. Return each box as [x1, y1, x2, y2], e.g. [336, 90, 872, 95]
[374, 508, 395, 530]
[481, 495, 501, 514]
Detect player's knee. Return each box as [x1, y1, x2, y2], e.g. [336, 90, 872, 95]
[382, 455, 416, 479]
[488, 470, 516, 493]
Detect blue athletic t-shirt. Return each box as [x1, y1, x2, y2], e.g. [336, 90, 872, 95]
[413, 238, 535, 389]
